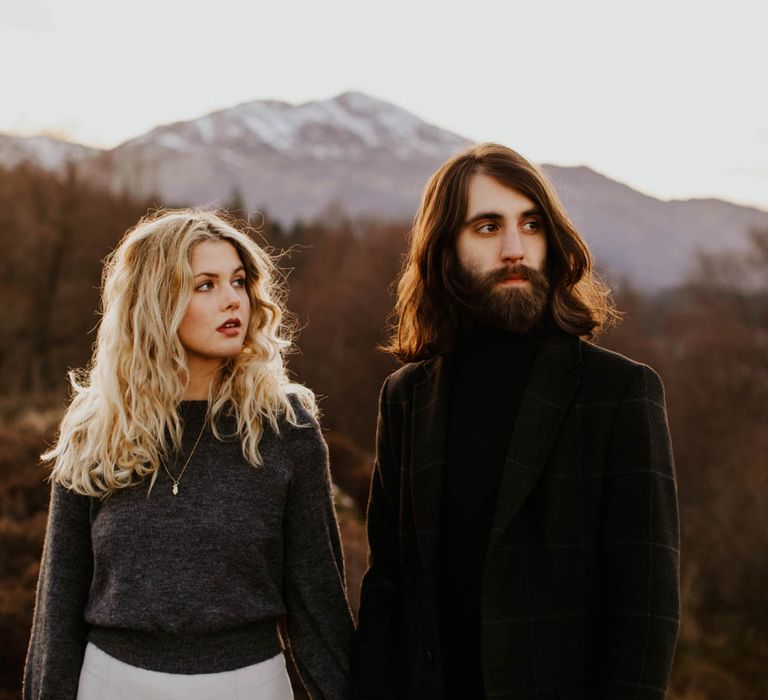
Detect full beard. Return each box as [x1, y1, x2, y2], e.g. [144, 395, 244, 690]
[453, 263, 550, 334]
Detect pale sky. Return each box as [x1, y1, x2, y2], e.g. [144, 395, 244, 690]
[2, 0, 767, 210]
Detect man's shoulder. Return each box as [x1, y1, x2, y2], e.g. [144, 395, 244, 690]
[381, 358, 436, 399]
[577, 337, 663, 394]
[580, 338, 646, 371]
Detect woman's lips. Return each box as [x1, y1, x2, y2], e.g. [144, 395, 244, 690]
[217, 326, 242, 337]
[217, 319, 242, 336]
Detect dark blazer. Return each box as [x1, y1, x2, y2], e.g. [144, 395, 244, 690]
[354, 327, 680, 700]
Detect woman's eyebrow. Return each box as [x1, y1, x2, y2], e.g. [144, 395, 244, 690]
[193, 266, 245, 278]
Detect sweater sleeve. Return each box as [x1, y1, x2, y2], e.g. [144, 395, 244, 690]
[282, 407, 354, 699]
[23, 480, 93, 700]
[598, 364, 680, 699]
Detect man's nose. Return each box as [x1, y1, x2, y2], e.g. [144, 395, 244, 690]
[500, 229, 525, 263]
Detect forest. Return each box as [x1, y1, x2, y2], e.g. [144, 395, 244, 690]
[0, 163, 766, 699]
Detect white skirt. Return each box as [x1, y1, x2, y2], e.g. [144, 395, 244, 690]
[76, 642, 294, 700]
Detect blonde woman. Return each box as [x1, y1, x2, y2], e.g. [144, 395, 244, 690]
[23, 210, 353, 700]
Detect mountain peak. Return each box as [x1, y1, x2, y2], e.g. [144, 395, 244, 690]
[330, 90, 399, 112]
[122, 91, 469, 162]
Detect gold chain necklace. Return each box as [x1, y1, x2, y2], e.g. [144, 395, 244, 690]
[162, 418, 207, 496]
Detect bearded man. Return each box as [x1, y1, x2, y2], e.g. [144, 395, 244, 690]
[354, 144, 680, 700]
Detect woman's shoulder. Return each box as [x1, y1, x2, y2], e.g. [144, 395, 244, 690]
[283, 385, 318, 423]
[278, 389, 330, 478]
[280, 386, 324, 449]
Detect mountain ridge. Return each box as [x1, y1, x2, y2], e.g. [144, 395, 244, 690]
[2, 92, 767, 289]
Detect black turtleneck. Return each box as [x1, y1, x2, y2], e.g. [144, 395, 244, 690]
[438, 324, 541, 699]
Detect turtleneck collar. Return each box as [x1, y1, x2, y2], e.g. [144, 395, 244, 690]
[453, 321, 544, 358]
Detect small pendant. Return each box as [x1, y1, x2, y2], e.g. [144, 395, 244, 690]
[172, 483, 179, 496]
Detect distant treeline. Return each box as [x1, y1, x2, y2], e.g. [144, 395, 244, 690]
[0, 163, 154, 394]
[0, 163, 402, 451]
[0, 163, 767, 698]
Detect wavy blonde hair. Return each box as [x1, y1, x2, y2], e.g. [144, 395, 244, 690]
[44, 208, 314, 496]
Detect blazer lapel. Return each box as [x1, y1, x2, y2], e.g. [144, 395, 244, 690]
[490, 327, 581, 541]
[410, 355, 451, 604]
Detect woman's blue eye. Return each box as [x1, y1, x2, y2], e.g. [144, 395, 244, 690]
[197, 281, 213, 291]
[233, 277, 246, 287]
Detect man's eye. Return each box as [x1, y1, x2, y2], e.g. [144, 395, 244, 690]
[477, 223, 498, 234]
[523, 219, 541, 232]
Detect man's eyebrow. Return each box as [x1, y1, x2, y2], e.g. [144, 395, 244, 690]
[463, 208, 541, 226]
[193, 265, 245, 278]
[464, 211, 503, 226]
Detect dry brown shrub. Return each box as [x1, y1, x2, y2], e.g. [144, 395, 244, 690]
[327, 431, 373, 515]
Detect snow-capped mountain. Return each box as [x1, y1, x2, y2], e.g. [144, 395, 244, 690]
[81, 91, 470, 221]
[0, 134, 99, 172]
[2, 91, 768, 290]
[129, 91, 467, 162]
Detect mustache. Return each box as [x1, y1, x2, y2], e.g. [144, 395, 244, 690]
[484, 264, 538, 284]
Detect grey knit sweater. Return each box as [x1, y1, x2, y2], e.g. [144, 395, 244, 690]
[23, 396, 354, 699]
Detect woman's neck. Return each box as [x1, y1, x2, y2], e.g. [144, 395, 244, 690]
[182, 359, 222, 400]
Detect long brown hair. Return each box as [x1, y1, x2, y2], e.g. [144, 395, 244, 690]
[385, 143, 619, 362]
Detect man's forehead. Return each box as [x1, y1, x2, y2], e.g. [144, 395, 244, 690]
[465, 173, 538, 219]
